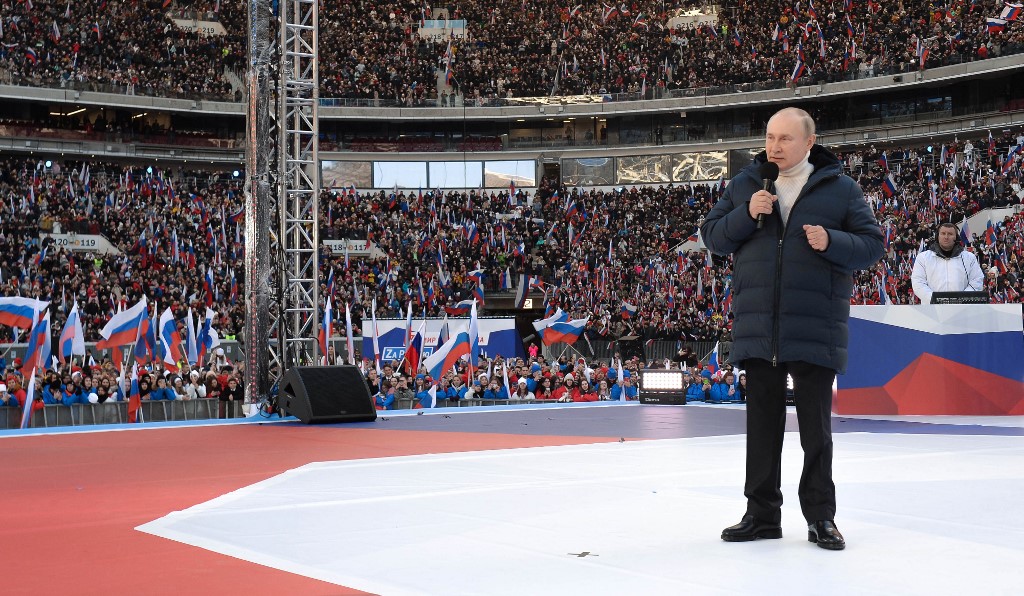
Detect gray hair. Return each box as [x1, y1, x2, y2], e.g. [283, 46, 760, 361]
[770, 107, 816, 138]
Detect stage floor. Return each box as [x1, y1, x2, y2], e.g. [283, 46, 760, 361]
[4, 403, 1023, 595]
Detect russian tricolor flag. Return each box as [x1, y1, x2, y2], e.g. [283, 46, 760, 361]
[204, 266, 215, 307]
[542, 317, 589, 346]
[423, 329, 471, 381]
[127, 363, 142, 423]
[133, 309, 154, 367]
[159, 308, 183, 372]
[472, 282, 485, 306]
[444, 299, 475, 316]
[959, 220, 971, 246]
[533, 308, 567, 333]
[318, 297, 333, 362]
[621, 301, 638, 319]
[987, 18, 1008, 33]
[58, 301, 86, 365]
[791, 59, 806, 83]
[469, 300, 480, 367]
[533, 308, 569, 344]
[0, 297, 50, 330]
[197, 307, 220, 364]
[344, 302, 356, 365]
[227, 205, 244, 224]
[24, 310, 52, 374]
[708, 341, 720, 373]
[184, 307, 199, 365]
[499, 268, 511, 290]
[1002, 3, 1022, 22]
[97, 297, 148, 349]
[565, 199, 578, 220]
[881, 174, 898, 198]
[1002, 144, 1021, 174]
[405, 322, 425, 375]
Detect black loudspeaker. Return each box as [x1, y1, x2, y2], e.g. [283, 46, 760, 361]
[279, 366, 377, 424]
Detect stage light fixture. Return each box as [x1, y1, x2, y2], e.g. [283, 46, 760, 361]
[638, 370, 686, 405]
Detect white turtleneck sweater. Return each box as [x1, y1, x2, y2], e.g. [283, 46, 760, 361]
[773, 152, 814, 226]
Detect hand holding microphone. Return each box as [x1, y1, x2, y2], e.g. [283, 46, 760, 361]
[752, 162, 780, 229]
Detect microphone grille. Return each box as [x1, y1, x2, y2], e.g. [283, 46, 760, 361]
[759, 161, 780, 181]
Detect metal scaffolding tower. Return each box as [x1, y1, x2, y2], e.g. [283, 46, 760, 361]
[245, 0, 320, 405]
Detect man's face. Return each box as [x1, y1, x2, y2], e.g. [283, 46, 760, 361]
[938, 226, 957, 251]
[765, 112, 814, 172]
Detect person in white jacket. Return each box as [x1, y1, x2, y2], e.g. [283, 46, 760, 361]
[185, 370, 208, 400]
[911, 223, 985, 304]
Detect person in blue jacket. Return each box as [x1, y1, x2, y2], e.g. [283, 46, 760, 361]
[610, 369, 639, 401]
[449, 375, 468, 400]
[413, 382, 434, 408]
[42, 375, 65, 405]
[149, 376, 177, 401]
[685, 371, 707, 402]
[482, 378, 508, 399]
[702, 107, 883, 550]
[374, 381, 396, 410]
[62, 371, 92, 405]
[709, 372, 739, 402]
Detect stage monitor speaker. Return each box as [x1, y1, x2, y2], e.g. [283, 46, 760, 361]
[279, 366, 377, 424]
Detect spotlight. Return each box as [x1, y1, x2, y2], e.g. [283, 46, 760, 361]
[638, 370, 686, 405]
[44, 160, 52, 168]
[927, 145, 933, 153]
[232, 170, 240, 178]
[147, 166, 153, 174]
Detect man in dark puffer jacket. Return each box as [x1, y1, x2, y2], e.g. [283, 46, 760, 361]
[701, 107, 883, 551]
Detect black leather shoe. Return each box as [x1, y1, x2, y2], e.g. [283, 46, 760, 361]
[721, 514, 783, 542]
[807, 520, 846, 550]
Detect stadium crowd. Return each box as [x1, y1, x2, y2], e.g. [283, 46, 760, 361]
[2, 128, 1023, 413]
[356, 349, 751, 409]
[2, 1, 1022, 103]
[0, 0, 243, 100]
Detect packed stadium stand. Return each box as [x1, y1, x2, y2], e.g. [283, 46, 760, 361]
[0, 0, 1022, 424]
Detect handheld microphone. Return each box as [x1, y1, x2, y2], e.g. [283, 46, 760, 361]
[757, 161, 780, 230]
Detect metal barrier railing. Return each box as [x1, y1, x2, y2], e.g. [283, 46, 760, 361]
[2, 399, 243, 430]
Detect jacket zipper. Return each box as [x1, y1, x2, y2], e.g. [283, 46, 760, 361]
[768, 169, 839, 367]
[771, 236, 783, 367]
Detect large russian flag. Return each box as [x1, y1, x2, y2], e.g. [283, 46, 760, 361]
[97, 297, 148, 349]
[541, 318, 589, 346]
[0, 297, 50, 330]
[621, 302, 638, 319]
[532, 308, 568, 343]
[423, 329, 471, 381]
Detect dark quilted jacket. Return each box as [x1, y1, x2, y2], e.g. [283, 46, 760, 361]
[700, 145, 883, 374]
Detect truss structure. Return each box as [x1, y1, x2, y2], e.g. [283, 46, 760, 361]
[245, 0, 320, 404]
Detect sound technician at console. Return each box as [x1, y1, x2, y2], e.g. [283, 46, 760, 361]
[910, 223, 985, 304]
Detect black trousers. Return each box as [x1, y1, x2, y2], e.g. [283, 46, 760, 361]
[743, 358, 837, 524]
